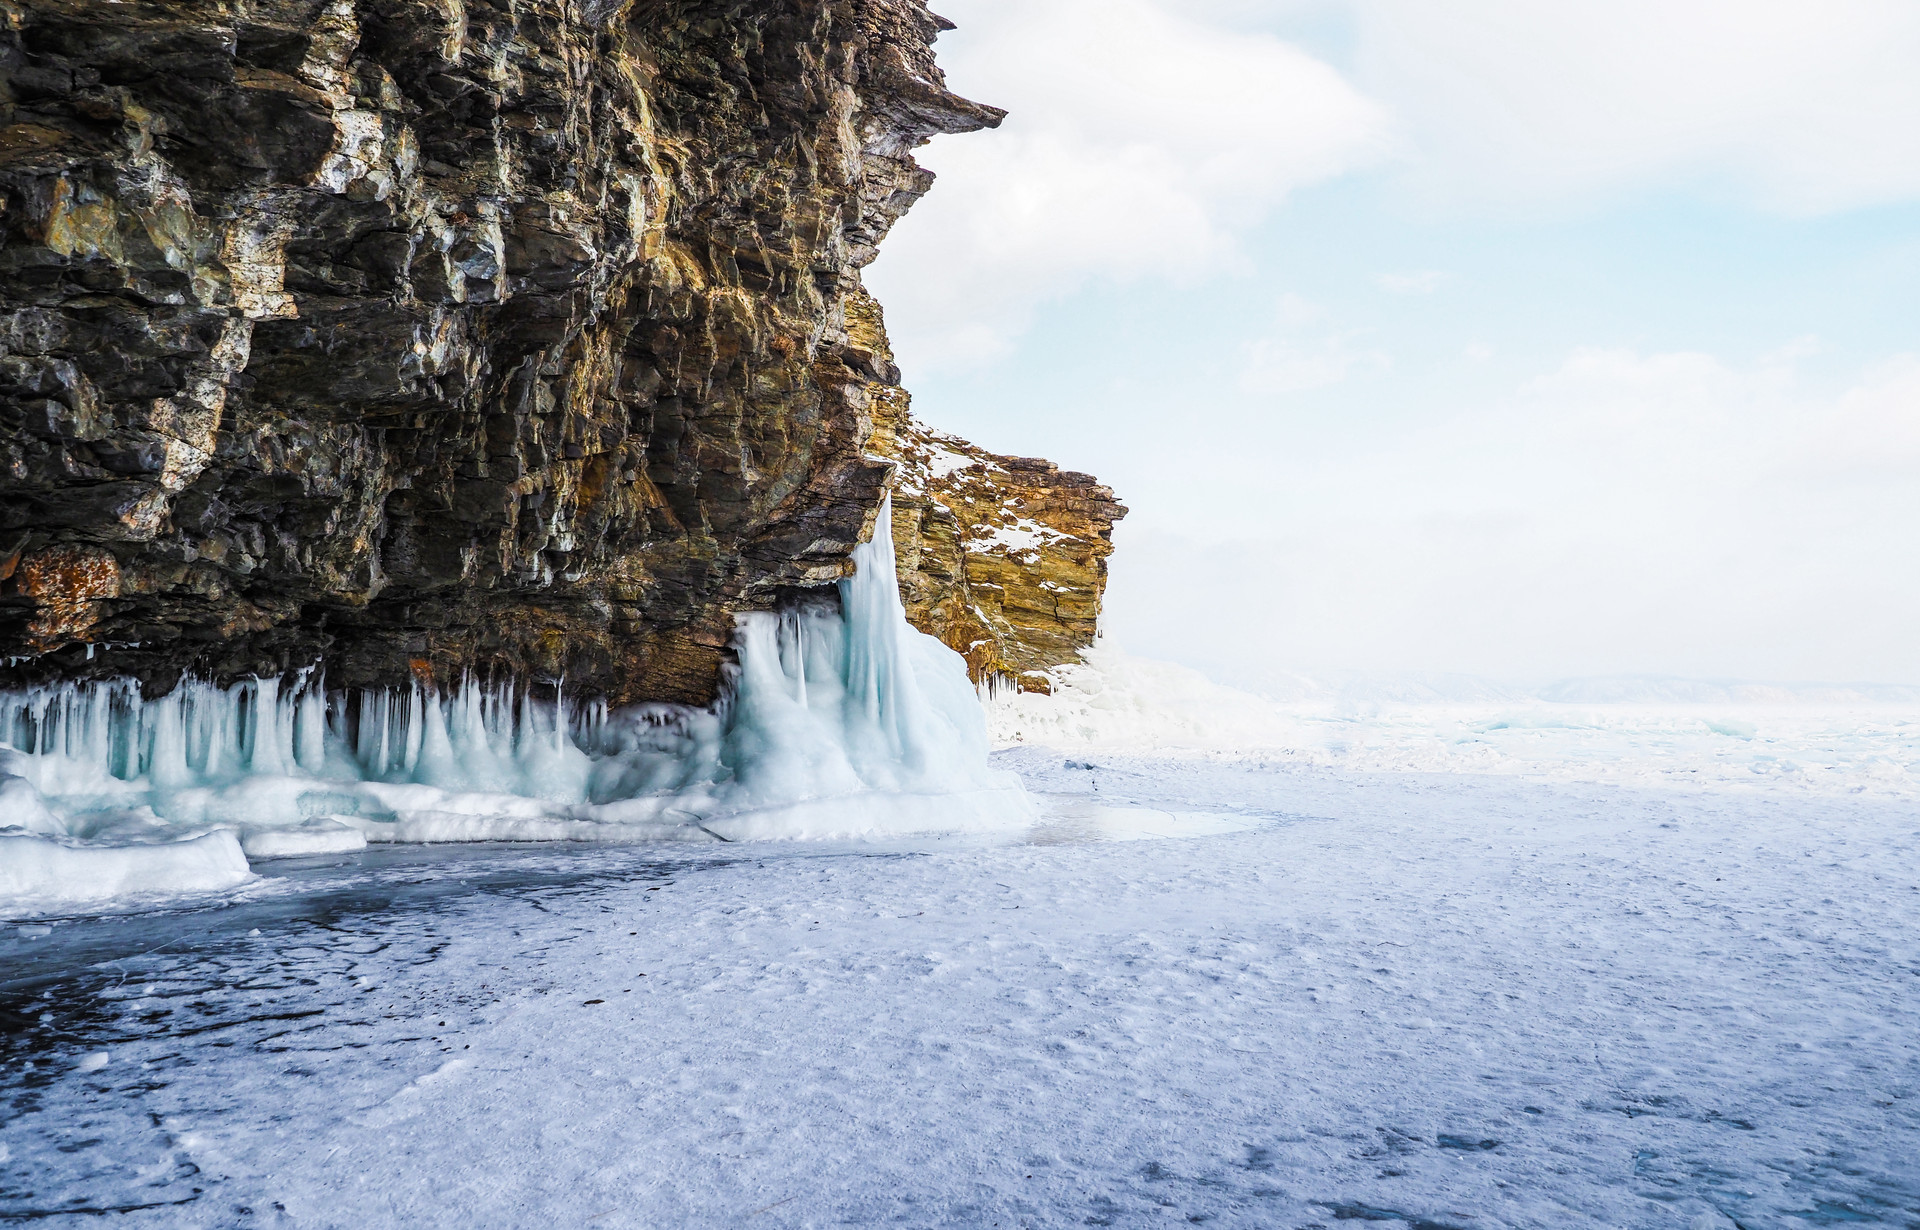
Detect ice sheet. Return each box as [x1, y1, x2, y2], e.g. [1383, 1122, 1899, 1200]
[4, 757, 1913, 1227]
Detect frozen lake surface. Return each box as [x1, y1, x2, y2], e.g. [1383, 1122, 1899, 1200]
[5, 750, 1918, 1228]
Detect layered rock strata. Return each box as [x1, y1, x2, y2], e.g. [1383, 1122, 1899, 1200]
[853, 290, 1125, 692]
[0, 0, 1118, 704]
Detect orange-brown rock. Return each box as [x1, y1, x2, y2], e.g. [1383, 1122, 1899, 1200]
[16, 544, 120, 650]
[852, 289, 1126, 692]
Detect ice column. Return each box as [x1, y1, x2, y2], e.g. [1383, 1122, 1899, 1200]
[717, 493, 1000, 807]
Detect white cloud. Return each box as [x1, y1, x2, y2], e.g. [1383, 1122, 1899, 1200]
[866, 2, 1920, 375]
[1489, 348, 1799, 527]
[1794, 355, 1920, 478]
[1241, 336, 1387, 394]
[1349, 0, 1920, 213]
[865, 0, 1392, 371]
[1375, 270, 1446, 294]
[1239, 295, 1390, 393]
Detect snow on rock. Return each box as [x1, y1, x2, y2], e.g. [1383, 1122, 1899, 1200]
[921, 438, 978, 482]
[972, 516, 1064, 556]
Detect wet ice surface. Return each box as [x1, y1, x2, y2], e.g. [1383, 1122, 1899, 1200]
[5, 754, 1919, 1229]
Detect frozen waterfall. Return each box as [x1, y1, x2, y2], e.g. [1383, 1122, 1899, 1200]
[1, 495, 1031, 907]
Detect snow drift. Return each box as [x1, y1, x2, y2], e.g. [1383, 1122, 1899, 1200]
[0, 830, 251, 907]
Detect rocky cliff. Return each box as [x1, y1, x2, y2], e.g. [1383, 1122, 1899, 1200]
[851, 290, 1124, 692]
[0, 0, 1118, 704]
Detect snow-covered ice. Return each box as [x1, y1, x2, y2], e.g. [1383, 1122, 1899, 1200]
[0, 830, 252, 908]
[4, 749, 1916, 1227]
[988, 647, 1920, 799]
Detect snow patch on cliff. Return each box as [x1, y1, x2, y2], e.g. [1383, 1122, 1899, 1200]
[974, 517, 1067, 557]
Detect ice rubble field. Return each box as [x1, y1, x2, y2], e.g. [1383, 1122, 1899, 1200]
[3, 740, 1918, 1227]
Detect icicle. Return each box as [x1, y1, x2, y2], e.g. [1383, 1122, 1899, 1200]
[1, 492, 1022, 847]
[251, 677, 286, 777]
[294, 672, 327, 773]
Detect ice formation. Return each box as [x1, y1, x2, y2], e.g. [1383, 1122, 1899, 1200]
[1, 496, 1029, 906]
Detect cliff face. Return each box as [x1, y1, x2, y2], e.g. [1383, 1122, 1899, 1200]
[0, 0, 1116, 703]
[853, 290, 1125, 692]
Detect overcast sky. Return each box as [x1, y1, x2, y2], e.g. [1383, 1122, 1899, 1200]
[865, 0, 1920, 690]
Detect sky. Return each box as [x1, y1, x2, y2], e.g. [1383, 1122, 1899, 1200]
[863, 0, 1920, 691]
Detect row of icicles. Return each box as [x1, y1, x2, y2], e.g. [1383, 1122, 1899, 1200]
[2, 497, 1016, 825]
[0, 671, 641, 804]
